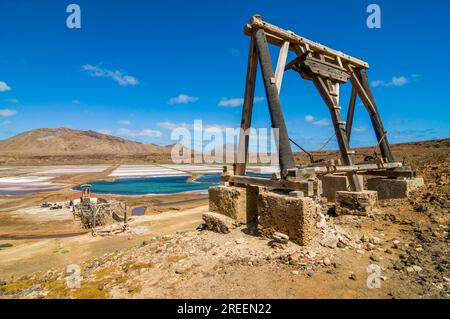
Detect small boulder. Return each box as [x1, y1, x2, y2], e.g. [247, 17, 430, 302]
[202, 212, 237, 234]
[272, 232, 289, 244]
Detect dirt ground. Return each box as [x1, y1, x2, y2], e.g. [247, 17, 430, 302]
[0, 140, 449, 299]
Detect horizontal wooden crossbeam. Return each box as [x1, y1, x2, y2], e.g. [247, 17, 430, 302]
[244, 15, 369, 69]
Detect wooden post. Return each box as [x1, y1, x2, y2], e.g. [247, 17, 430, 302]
[350, 68, 395, 162]
[92, 206, 97, 236]
[275, 41, 290, 93]
[124, 202, 128, 230]
[254, 28, 296, 176]
[235, 35, 258, 176]
[312, 76, 362, 192]
[346, 87, 357, 142]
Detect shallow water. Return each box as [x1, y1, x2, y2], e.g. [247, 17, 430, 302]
[132, 207, 146, 216]
[73, 174, 221, 195]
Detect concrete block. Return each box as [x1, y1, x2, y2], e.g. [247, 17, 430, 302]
[257, 191, 319, 246]
[335, 191, 378, 216]
[320, 175, 364, 202]
[208, 185, 258, 224]
[367, 178, 424, 200]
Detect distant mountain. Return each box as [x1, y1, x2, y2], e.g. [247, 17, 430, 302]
[0, 128, 170, 156]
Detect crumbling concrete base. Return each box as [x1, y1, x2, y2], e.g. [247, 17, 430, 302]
[208, 185, 258, 224]
[320, 175, 364, 202]
[257, 191, 319, 246]
[202, 212, 238, 234]
[335, 191, 378, 216]
[367, 178, 424, 200]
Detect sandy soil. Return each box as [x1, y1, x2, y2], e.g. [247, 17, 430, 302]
[0, 140, 448, 299]
[0, 164, 211, 278]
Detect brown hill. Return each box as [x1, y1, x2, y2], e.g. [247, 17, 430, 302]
[0, 128, 169, 156]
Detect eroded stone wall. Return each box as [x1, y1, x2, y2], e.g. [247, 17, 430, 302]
[257, 191, 319, 245]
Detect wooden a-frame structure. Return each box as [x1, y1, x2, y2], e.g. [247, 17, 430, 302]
[232, 15, 411, 193]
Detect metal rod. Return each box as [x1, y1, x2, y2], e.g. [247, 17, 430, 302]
[289, 137, 314, 163]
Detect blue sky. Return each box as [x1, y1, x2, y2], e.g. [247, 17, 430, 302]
[0, 0, 449, 151]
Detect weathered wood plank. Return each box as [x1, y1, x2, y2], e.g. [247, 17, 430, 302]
[235, 35, 258, 176]
[254, 28, 296, 176]
[346, 87, 357, 142]
[244, 15, 369, 69]
[275, 41, 290, 93]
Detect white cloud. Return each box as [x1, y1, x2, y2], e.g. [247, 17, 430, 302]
[168, 94, 199, 105]
[117, 128, 162, 138]
[353, 126, 367, 132]
[218, 96, 264, 108]
[157, 121, 191, 130]
[0, 109, 17, 117]
[304, 115, 315, 123]
[304, 115, 330, 127]
[371, 80, 384, 88]
[0, 81, 11, 92]
[391, 76, 408, 86]
[371, 75, 415, 88]
[1, 120, 11, 125]
[312, 119, 330, 127]
[82, 64, 139, 87]
[118, 120, 131, 126]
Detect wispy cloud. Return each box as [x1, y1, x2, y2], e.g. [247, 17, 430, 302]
[371, 75, 420, 88]
[168, 94, 199, 105]
[117, 128, 162, 138]
[118, 119, 131, 126]
[304, 115, 315, 123]
[5, 98, 19, 104]
[82, 64, 139, 87]
[353, 126, 367, 132]
[0, 81, 11, 92]
[390, 128, 439, 141]
[218, 96, 264, 108]
[0, 109, 17, 117]
[304, 115, 330, 127]
[157, 121, 192, 130]
[1, 120, 11, 125]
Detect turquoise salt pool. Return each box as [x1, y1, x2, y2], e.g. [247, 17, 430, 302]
[73, 174, 221, 195]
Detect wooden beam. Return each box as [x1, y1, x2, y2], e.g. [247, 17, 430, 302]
[298, 162, 403, 175]
[275, 41, 290, 93]
[350, 68, 395, 162]
[235, 35, 258, 176]
[244, 15, 369, 69]
[311, 75, 363, 191]
[254, 28, 296, 177]
[227, 175, 318, 196]
[346, 87, 357, 142]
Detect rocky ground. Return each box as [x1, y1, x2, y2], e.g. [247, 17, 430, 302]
[0, 144, 448, 299]
[1, 161, 448, 299]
